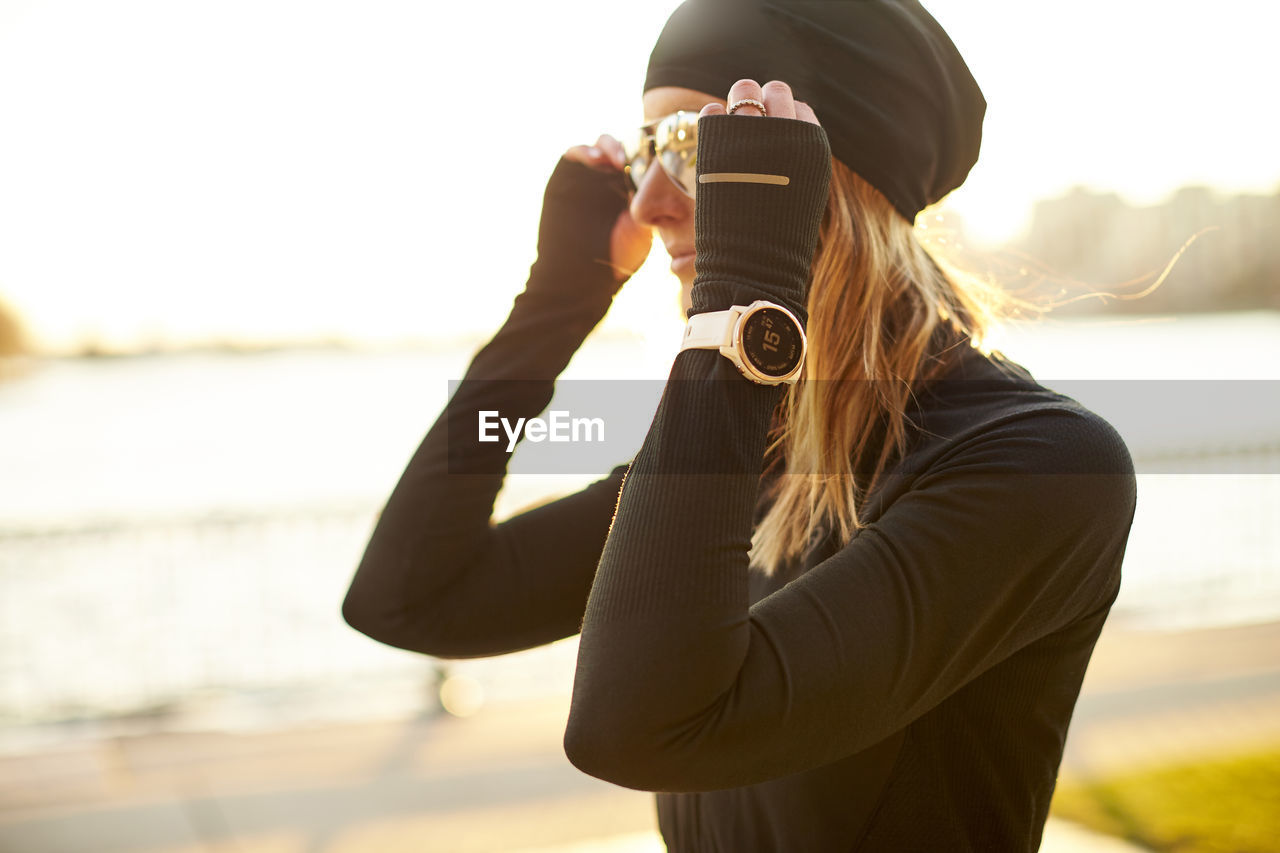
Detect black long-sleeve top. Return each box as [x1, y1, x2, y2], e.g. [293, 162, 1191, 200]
[343, 144, 1138, 851]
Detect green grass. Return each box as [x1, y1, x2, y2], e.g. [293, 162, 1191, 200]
[1050, 742, 1280, 852]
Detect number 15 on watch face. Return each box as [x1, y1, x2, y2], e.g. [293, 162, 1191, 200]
[762, 316, 782, 352]
[741, 307, 803, 380]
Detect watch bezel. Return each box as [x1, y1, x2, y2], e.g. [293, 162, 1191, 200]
[725, 301, 807, 385]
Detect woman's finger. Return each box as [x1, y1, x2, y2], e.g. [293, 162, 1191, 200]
[563, 142, 616, 172]
[761, 80, 796, 120]
[700, 102, 727, 118]
[594, 134, 627, 170]
[726, 78, 765, 117]
[794, 100, 821, 127]
[563, 143, 598, 164]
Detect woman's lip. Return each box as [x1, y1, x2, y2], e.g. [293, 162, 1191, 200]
[670, 252, 695, 272]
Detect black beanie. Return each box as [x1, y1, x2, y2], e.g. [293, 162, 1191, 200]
[644, 0, 986, 222]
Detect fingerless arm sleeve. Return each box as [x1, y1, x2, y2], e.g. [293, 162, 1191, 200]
[342, 158, 634, 658]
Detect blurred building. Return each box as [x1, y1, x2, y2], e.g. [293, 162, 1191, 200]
[0, 295, 25, 357]
[1011, 185, 1280, 314]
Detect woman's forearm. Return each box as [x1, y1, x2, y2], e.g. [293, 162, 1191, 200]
[565, 347, 781, 776]
[565, 113, 832, 783]
[343, 158, 632, 656]
[342, 278, 614, 653]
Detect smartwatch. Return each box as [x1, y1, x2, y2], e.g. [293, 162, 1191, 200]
[679, 300, 806, 385]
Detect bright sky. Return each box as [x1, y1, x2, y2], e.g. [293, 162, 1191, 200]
[0, 0, 1276, 351]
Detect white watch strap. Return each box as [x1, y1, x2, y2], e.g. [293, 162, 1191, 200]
[680, 308, 738, 351]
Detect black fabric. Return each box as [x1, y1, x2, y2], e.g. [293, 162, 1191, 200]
[534, 156, 633, 291]
[644, 0, 986, 221]
[690, 113, 831, 325]
[341, 156, 630, 654]
[343, 123, 1138, 850]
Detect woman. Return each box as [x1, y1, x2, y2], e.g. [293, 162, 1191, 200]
[343, 2, 1138, 850]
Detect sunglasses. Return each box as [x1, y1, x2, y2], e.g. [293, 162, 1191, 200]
[621, 110, 700, 198]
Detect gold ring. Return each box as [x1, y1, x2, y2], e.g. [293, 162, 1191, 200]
[727, 98, 767, 116]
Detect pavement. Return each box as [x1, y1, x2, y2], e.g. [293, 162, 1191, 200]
[2, 619, 1278, 853]
[1060, 618, 1280, 780]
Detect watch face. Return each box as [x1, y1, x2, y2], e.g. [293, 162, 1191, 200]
[739, 306, 804, 379]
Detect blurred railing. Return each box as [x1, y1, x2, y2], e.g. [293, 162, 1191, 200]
[2, 448, 1278, 730]
[1111, 445, 1280, 629]
[0, 507, 412, 725]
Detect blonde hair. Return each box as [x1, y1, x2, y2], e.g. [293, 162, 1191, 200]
[749, 159, 1029, 575]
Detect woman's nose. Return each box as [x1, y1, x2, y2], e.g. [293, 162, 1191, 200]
[629, 163, 694, 228]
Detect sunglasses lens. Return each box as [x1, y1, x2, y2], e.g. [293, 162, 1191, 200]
[622, 131, 651, 192]
[655, 112, 698, 197]
[627, 157, 649, 192]
[659, 146, 696, 197]
[622, 112, 698, 196]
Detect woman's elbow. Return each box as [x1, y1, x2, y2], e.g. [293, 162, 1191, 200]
[341, 568, 435, 653]
[563, 712, 653, 790]
[341, 584, 409, 648]
[563, 700, 692, 791]
[341, 575, 485, 658]
[340, 586, 382, 637]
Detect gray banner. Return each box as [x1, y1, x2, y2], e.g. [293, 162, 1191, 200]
[445, 379, 1280, 476]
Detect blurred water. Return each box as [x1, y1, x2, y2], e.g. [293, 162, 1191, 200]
[1, 313, 1278, 735]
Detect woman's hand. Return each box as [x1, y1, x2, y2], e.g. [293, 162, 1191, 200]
[563, 134, 653, 284]
[697, 78, 821, 127]
[685, 79, 831, 323]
